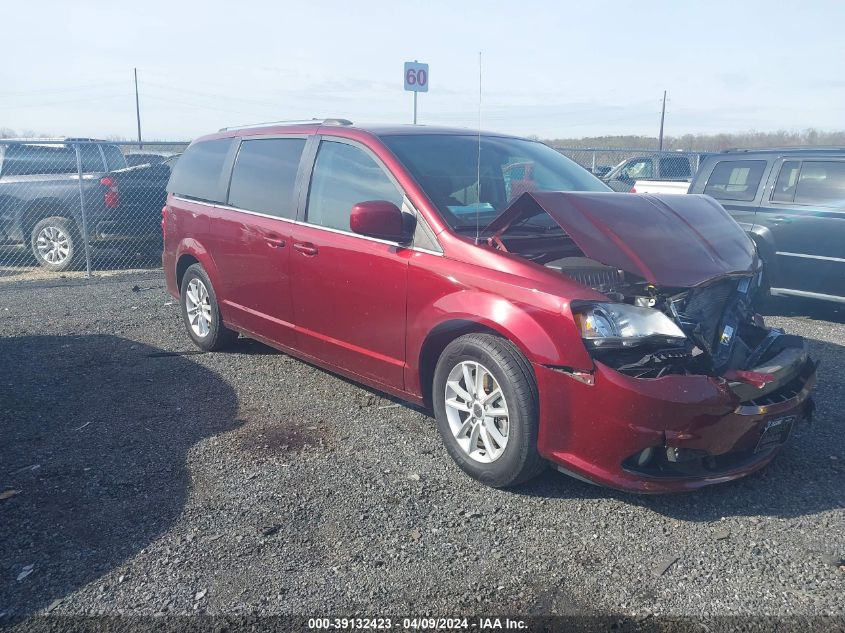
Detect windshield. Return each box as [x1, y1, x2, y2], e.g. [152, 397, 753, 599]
[380, 134, 609, 230]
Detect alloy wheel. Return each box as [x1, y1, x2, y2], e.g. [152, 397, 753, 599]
[185, 278, 212, 337]
[35, 226, 70, 265]
[444, 360, 510, 463]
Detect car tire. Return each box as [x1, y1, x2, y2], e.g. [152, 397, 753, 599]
[433, 333, 546, 487]
[180, 263, 238, 351]
[30, 216, 78, 271]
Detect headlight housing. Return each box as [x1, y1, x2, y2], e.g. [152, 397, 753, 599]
[572, 302, 687, 349]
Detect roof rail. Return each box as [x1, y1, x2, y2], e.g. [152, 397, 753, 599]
[722, 146, 845, 153]
[218, 118, 353, 132]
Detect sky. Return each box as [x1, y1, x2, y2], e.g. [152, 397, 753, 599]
[2, 0, 844, 141]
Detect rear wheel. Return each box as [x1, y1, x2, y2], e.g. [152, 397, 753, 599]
[30, 216, 78, 271]
[180, 264, 238, 351]
[432, 333, 545, 487]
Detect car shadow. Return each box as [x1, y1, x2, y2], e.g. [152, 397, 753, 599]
[514, 336, 845, 521]
[0, 334, 240, 618]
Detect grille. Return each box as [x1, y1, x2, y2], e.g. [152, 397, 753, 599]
[676, 279, 738, 351]
[742, 374, 805, 407]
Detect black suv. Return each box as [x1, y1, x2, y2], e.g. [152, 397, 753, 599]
[0, 139, 127, 270]
[689, 148, 845, 302]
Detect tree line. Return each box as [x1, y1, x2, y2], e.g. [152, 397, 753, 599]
[544, 129, 845, 151]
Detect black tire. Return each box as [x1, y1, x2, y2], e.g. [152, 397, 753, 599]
[30, 216, 78, 272]
[432, 333, 546, 487]
[180, 263, 238, 351]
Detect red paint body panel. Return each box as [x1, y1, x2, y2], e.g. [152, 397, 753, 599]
[162, 122, 817, 493]
[288, 223, 410, 388]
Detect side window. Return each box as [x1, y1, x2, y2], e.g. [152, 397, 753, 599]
[306, 141, 403, 232]
[167, 138, 234, 203]
[78, 144, 105, 173]
[1, 145, 77, 176]
[771, 161, 800, 203]
[227, 138, 306, 218]
[102, 145, 127, 171]
[622, 159, 653, 179]
[659, 156, 691, 179]
[794, 161, 845, 207]
[703, 160, 766, 202]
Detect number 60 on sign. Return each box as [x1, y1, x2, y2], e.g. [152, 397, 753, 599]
[404, 62, 429, 92]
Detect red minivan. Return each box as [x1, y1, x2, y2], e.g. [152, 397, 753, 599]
[162, 120, 816, 492]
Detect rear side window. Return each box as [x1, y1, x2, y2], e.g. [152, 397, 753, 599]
[621, 159, 653, 179]
[78, 144, 104, 172]
[659, 156, 691, 179]
[306, 141, 403, 232]
[794, 161, 845, 207]
[703, 160, 766, 201]
[102, 145, 127, 171]
[227, 138, 305, 218]
[167, 138, 234, 203]
[1, 145, 77, 176]
[771, 161, 801, 202]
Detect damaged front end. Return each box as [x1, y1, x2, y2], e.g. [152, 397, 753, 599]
[486, 191, 817, 487]
[485, 190, 813, 392]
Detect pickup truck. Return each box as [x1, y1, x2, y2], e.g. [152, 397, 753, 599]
[689, 148, 845, 303]
[602, 153, 708, 192]
[0, 140, 169, 271]
[631, 180, 690, 194]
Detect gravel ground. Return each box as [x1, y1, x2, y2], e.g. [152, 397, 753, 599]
[0, 273, 843, 623]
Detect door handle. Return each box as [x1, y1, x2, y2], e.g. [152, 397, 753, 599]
[293, 242, 318, 256]
[265, 235, 286, 248]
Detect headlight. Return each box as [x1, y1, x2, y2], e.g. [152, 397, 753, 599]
[572, 302, 687, 349]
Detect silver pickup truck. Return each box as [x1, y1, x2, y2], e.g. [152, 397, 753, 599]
[0, 139, 129, 270]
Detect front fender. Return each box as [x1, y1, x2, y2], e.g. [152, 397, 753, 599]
[736, 221, 777, 279]
[406, 287, 594, 399]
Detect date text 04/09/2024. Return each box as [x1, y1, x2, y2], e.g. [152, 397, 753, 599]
[306, 617, 528, 630]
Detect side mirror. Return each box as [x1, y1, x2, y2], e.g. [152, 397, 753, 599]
[350, 200, 410, 243]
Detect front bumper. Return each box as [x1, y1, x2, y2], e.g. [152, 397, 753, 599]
[535, 352, 817, 493]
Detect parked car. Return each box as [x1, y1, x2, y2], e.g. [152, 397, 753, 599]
[0, 139, 130, 270]
[125, 152, 170, 167]
[689, 148, 845, 303]
[108, 154, 180, 251]
[602, 153, 707, 192]
[162, 121, 816, 493]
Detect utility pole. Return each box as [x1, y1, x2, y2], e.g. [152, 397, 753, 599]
[134, 68, 143, 149]
[658, 90, 666, 151]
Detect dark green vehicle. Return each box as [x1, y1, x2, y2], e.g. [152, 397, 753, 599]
[689, 148, 845, 303]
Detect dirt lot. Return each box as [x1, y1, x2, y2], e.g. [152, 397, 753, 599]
[0, 273, 843, 623]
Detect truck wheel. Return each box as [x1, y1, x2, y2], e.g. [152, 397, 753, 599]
[432, 333, 546, 487]
[180, 263, 238, 351]
[30, 217, 78, 271]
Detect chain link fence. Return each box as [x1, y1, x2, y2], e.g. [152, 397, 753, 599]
[553, 147, 709, 191]
[0, 139, 188, 283]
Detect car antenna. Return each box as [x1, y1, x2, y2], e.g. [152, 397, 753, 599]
[475, 51, 483, 245]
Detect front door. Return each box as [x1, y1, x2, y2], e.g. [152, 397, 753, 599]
[289, 138, 410, 389]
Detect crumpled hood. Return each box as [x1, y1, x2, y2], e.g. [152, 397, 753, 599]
[485, 191, 757, 288]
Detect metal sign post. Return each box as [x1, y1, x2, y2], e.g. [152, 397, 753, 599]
[404, 61, 429, 124]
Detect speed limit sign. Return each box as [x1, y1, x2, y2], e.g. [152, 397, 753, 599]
[404, 61, 429, 93]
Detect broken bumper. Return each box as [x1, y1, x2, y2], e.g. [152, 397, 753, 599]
[534, 352, 817, 493]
